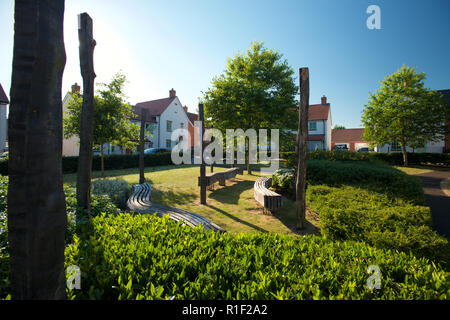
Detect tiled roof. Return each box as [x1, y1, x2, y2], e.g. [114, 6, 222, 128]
[131, 105, 157, 123]
[134, 97, 176, 116]
[186, 112, 198, 124]
[0, 83, 9, 104]
[332, 128, 365, 143]
[308, 134, 325, 141]
[308, 104, 330, 121]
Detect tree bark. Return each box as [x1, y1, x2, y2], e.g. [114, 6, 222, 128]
[247, 146, 252, 175]
[100, 144, 105, 178]
[401, 139, 408, 167]
[8, 0, 67, 299]
[139, 109, 147, 184]
[76, 12, 96, 209]
[199, 104, 206, 205]
[295, 68, 309, 230]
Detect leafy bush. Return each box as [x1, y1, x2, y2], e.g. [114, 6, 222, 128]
[91, 179, 130, 209]
[272, 169, 295, 196]
[65, 212, 449, 300]
[280, 150, 450, 167]
[307, 185, 449, 265]
[0, 152, 174, 175]
[0, 178, 121, 299]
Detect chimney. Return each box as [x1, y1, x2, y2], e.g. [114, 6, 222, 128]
[71, 82, 80, 94]
[321, 95, 327, 105]
[183, 106, 188, 112]
[169, 88, 176, 98]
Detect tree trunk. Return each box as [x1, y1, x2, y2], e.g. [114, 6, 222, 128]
[247, 150, 252, 175]
[402, 140, 408, 167]
[101, 144, 105, 178]
[295, 68, 309, 230]
[76, 13, 96, 209]
[8, 0, 67, 299]
[199, 104, 206, 205]
[139, 109, 147, 184]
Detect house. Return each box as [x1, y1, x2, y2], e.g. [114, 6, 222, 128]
[375, 89, 449, 154]
[0, 83, 10, 153]
[331, 128, 370, 151]
[307, 95, 332, 151]
[133, 89, 192, 152]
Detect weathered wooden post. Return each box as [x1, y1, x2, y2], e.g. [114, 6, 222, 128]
[76, 12, 96, 210]
[295, 67, 309, 230]
[8, 0, 67, 299]
[139, 108, 147, 184]
[199, 103, 207, 204]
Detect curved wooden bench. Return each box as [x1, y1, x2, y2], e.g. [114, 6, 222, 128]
[254, 177, 282, 214]
[127, 183, 225, 233]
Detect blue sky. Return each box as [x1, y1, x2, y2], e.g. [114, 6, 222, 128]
[0, 0, 449, 128]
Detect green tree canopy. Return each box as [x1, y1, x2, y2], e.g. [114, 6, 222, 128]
[333, 125, 346, 130]
[201, 41, 299, 168]
[362, 65, 448, 165]
[63, 72, 141, 176]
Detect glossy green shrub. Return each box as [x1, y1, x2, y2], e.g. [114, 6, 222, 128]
[91, 179, 130, 209]
[65, 213, 449, 300]
[307, 185, 449, 264]
[272, 169, 295, 196]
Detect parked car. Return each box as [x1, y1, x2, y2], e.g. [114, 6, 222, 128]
[144, 147, 169, 154]
[333, 144, 348, 151]
[357, 147, 370, 153]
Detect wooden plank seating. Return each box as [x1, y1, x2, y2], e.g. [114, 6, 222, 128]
[254, 177, 283, 214]
[198, 167, 244, 190]
[127, 183, 226, 233]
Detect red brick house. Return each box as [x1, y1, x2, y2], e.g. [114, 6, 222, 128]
[331, 128, 369, 151]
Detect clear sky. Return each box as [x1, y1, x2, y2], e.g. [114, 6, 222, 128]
[1, 0, 449, 128]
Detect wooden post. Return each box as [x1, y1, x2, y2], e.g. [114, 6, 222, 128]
[8, 0, 67, 299]
[76, 13, 96, 210]
[199, 103, 206, 204]
[139, 108, 147, 184]
[296, 68, 309, 230]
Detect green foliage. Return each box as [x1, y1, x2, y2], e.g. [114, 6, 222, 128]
[202, 41, 298, 138]
[64, 72, 141, 151]
[272, 169, 295, 197]
[65, 212, 449, 300]
[361, 65, 449, 165]
[307, 185, 449, 264]
[0, 152, 174, 176]
[333, 125, 346, 130]
[0, 176, 8, 298]
[91, 179, 130, 209]
[279, 150, 450, 168]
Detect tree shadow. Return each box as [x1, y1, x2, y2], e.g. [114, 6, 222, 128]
[205, 204, 269, 233]
[208, 178, 254, 205]
[139, 178, 197, 206]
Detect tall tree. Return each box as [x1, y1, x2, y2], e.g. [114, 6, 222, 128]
[8, 0, 67, 299]
[333, 125, 346, 130]
[139, 108, 147, 185]
[362, 65, 449, 166]
[202, 41, 298, 173]
[63, 72, 141, 178]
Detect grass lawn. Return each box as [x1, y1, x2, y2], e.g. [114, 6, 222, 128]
[63, 165, 319, 236]
[394, 164, 449, 175]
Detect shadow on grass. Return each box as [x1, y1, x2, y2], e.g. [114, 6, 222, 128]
[205, 204, 268, 233]
[208, 178, 254, 205]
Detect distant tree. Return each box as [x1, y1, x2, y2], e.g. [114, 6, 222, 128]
[362, 65, 449, 166]
[333, 125, 346, 130]
[64, 72, 141, 177]
[202, 41, 298, 173]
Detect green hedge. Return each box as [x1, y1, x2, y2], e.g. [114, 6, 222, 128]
[0, 152, 174, 175]
[64, 213, 449, 300]
[280, 150, 450, 167]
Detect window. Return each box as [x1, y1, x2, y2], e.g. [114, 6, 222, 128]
[167, 120, 172, 132]
[390, 141, 402, 151]
[166, 139, 172, 149]
[180, 122, 184, 129]
[145, 123, 154, 134]
[308, 121, 317, 131]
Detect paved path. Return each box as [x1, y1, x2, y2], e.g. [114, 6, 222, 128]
[415, 170, 450, 240]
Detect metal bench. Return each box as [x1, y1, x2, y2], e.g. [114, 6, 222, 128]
[127, 183, 225, 233]
[198, 167, 243, 190]
[254, 177, 283, 214]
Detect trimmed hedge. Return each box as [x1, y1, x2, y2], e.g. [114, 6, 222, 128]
[0, 152, 174, 175]
[280, 150, 450, 167]
[65, 213, 450, 300]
